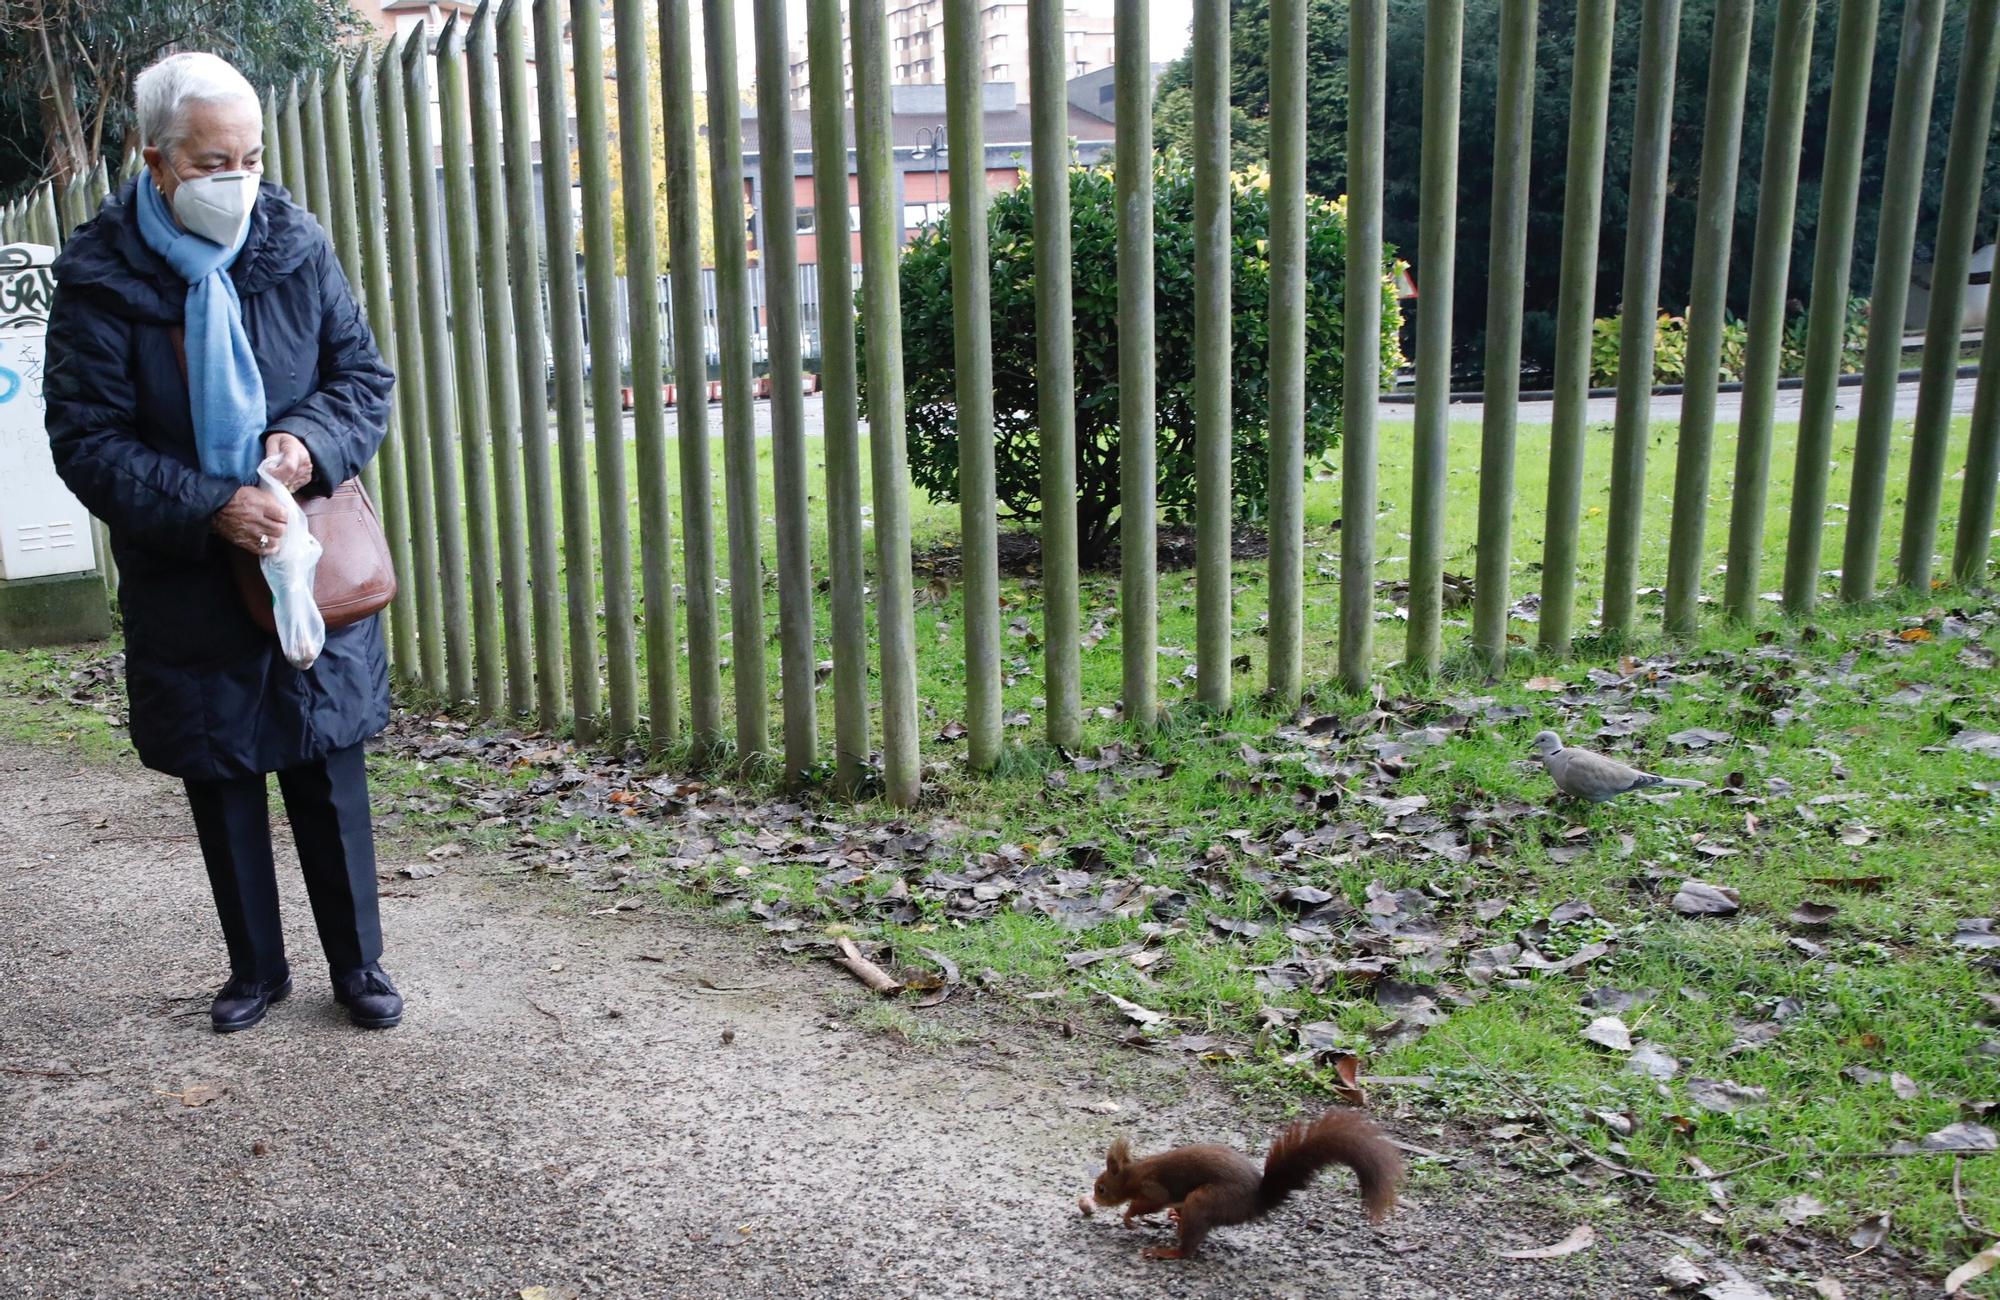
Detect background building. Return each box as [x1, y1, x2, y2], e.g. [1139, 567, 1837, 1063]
[740, 77, 1116, 266]
[787, 1, 1117, 109]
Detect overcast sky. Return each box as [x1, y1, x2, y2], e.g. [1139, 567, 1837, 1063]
[702, 2, 1197, 86]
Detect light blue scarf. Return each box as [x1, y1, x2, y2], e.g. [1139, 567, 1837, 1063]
[135, 172, 267, 485]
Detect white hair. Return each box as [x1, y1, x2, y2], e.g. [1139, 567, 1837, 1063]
[134, 52, 261, 162]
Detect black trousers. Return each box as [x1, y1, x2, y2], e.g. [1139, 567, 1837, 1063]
[183, 743, 383, 982]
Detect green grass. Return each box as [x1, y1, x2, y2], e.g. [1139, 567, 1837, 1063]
[9, 405, 2000, 1285]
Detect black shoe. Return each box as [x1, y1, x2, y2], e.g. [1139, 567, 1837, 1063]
[211, 969, 292, 1034]
[332, 963, 403, 1030]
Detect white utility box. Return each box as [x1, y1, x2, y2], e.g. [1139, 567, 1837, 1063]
[0, 242, 112, 645]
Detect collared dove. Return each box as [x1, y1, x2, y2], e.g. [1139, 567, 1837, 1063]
[1531, 730, 1706, 803]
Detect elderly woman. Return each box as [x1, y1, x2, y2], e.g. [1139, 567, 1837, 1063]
[45, 52, 401, 1034]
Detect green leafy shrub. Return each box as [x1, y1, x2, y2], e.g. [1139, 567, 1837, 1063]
[865, 154, 1405, 565]
[1718, 315, 1749, 382]
[1594, 299, 1869, 388]
[1591, 311, 1688, 388]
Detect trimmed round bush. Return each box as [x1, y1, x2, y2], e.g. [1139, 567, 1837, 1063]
[864, 153, 1405, 566]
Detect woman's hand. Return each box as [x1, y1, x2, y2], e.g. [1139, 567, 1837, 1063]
[263, 432, 314, 493]
[212, 485, 290, 556]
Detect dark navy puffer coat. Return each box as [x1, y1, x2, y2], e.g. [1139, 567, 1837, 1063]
[45, 179, 396, 783]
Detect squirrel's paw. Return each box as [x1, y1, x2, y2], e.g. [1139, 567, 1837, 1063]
[1141, 1246, 1188, 1261]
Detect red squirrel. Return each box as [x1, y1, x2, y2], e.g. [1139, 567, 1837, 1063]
[1081, 1108, 1402, 1259]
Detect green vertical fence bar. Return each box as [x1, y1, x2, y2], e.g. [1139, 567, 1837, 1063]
[300, 71, 334, 231]
[1405, 0, 1460, 678]
[1341, 0, 1385, 692]
[468, 2, 535, 719]
[1029, 0, 1083, 742]
[437, 16, 504, 715]
[943, 0, 1004, 769]
[54, 180, 79, 240]
[1662, 0, 1753, 640]
[1469, 0, 1536, 676]
[659, 0, 723, 760]
[1723, 0, 1815, 621]
[1264, 0, 1312, 700]
[754, 0, 820, 782]
[1956, 308, 2000, 583]
[263, 90, 284, 191]
[702, 0, 771, 763]
[1902, 0, 2000, 591]
[1840, 0, 1944, 603]
[379, 44, 446, 690]
[1537, 0, 1616, 655]
[1781, 0, 1877, 614]
[853, 0, 921, 807]
[280, 80, 309, 203]
[1192, 0, 1233, 709]
[808, 0, 872, 790]
[38, 186, 61, 246]
[348, 60, 421, 679]
[498, 0, 567, 729]
[403, 34, 475, 706]
[533, 0, 604, 739]
[321, 68, 365, 321]
[611, 0, 677, 745]
[320, 64, 376, 501]
[1116, 0, 1159, 723]
[570, 0, 639, 740]
[1600, 0, 1680, 639]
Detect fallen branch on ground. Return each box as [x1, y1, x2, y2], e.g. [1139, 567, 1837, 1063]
[834, 937, 901, 994]
[1, 1062, 110, 1079]
[0, 1162, 73, 1205]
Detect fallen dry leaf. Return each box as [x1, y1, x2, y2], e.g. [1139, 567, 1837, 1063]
[1103, 992, 1166, 1027]
[1790, 901, 1839, 928]
[1525, 676, 1568, 693]
[1899, 1121, 1999, 1153]
[1672, 881, 1741, 918]
[1848, 1210, 1891, 1252]
[1629, 1041, 1681, 1081]
[1777, 1195, 1828, 1225]
[1659, 1255, 1708, 1288]
[1686, 1076, 1767, 1113]
[1947, 1241, 2000, 1295]
[1583, 1016, 1633, 1053]
[1498, 1223, 1595, 1260]
[1954, 919, 2000, 949]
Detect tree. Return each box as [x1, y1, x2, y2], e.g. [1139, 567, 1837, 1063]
[1155, 0, 2000, 380]
[0, 0, 367, 194]
[870, 155, 1405, 566]
[597, 10, 719, 274]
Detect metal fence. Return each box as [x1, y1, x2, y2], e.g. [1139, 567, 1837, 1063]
[3, 0, 1998, 810]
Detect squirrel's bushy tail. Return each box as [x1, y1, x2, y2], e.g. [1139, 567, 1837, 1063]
[1257, 1108, 1403, 1223]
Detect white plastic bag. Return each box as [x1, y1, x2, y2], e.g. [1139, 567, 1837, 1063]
[256, 455, 325, 670]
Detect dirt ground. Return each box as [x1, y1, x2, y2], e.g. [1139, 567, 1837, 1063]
[0, 735, 1943, 1298]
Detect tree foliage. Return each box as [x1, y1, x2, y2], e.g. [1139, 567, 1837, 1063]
[869, 154, 1404, 566]
[1155, 0, 2000, 380]
[597, 11, 718, 274]
[0, 0, 367, 193]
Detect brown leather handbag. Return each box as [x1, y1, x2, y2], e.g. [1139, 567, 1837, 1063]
[229, 477, 398, 633]
[170, 328, 398, 634]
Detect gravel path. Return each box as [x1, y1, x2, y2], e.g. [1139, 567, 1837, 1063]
[0, 736, 1940, 1299]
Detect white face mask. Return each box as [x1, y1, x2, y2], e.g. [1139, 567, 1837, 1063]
[171, 170, 259, 249]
